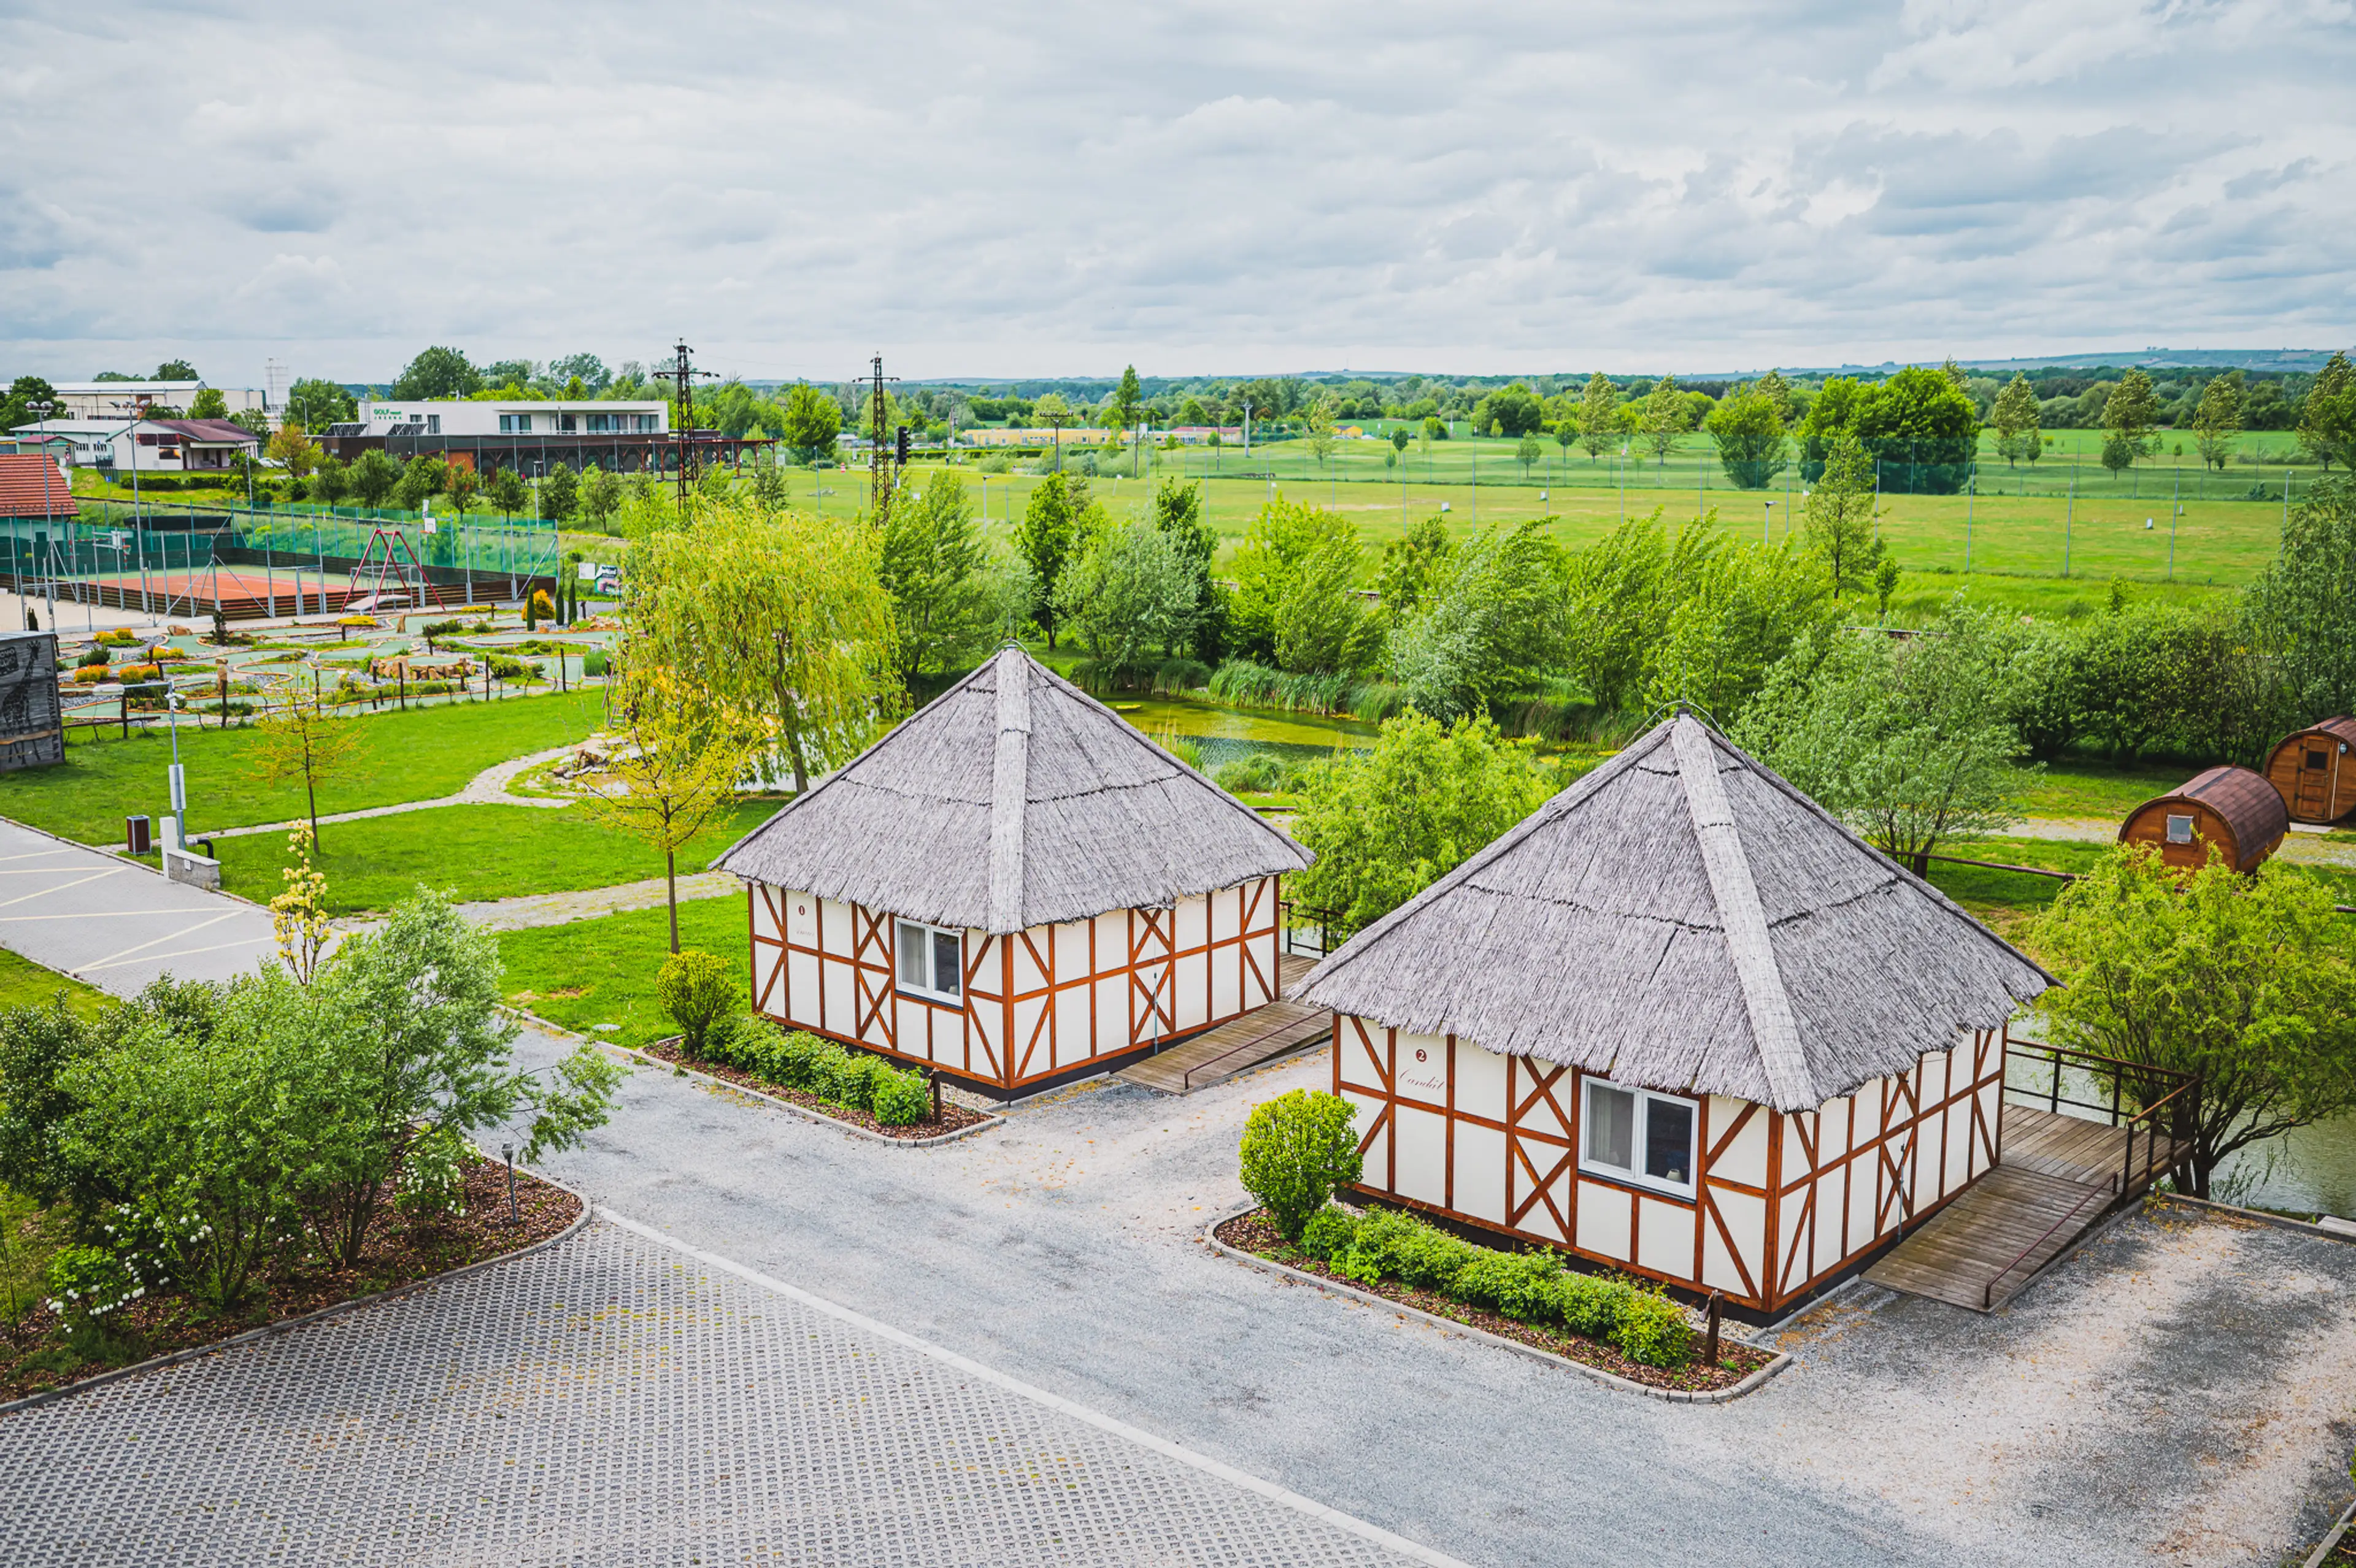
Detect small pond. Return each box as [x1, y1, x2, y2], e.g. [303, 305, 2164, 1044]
[1106, 695, 1373, 775]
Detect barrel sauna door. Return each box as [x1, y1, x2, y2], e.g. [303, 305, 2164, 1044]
[2299, 745, 2335, 818]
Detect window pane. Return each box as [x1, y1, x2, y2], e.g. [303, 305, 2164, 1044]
[933, 931, 961, 997]
[1585, 1084, 1633, 1171]
[2165, 813, 2195, 845]
[1645, 1097, 1695, 1186]
[898, 921, 928, 988]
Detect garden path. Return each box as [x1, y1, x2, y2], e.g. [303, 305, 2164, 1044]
[202, 741, 583, 842]
[481, 1030, 2356, 1568]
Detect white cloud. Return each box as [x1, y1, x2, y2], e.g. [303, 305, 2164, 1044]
[0, 0, 2347, 385]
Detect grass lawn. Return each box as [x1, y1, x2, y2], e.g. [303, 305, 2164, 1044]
[2013, 759, 2190, 821]
[211, 799, 780, 915]
[0, 947, 111, 1020]
[8, 690, 605, 847]
[498, 895, 749, 1047]
[1925, 836, 2356, 943]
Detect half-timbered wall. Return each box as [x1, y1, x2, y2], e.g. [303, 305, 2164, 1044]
[1332, 1017, 2005, 1312]
[748, 876, 1284, 1091]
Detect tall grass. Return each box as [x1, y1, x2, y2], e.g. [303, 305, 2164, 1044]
[1207, 659, 1407, 721]
[1069, 655, 1212, 697]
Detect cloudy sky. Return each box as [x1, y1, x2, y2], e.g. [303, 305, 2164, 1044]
[2, 1, 2350, 388]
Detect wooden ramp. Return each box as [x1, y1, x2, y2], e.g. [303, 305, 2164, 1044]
[1117, 955, 1329, 1094]
[1866, 1105, 2186, 1311]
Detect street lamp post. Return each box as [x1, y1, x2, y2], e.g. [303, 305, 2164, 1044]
[1763, 499, 1774, 547]
[28, 399, 57, 628]
[164, 689, 188, 854]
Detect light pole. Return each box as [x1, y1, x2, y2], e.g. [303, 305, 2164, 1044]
[164, 689, 188, 853]
[29, 399, 56, 628]
[1762, 499, 1774, 547]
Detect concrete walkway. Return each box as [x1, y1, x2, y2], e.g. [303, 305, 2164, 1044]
[0, 817, 280, 994]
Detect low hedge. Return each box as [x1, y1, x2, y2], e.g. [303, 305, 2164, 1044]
[704, 1016, 933, 1127]
[1296, 1205, 1695, 1368]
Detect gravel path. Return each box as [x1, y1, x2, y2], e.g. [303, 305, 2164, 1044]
[445, 870, 741, 931]
[475, 1033, 2356, 1567]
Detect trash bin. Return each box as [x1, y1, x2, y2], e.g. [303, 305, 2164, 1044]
[125, 815, 152, 855]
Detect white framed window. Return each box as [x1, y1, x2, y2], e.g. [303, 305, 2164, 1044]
[895, 919, 963, 1005]
[1579, 1077, 1698, 1199]
[2165, 813, 2195, 845]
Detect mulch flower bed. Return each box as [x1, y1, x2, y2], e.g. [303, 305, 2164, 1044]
[0, 1158, 579, 1407]
[640, 1040, 993, 1140]
[1214, 1209, 1772, 1394]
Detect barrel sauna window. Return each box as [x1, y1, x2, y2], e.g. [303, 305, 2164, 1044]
[2166, 813, 2195, 845]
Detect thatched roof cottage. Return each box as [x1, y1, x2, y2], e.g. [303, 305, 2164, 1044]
[714, 646, 1311, 1096]
[1296, 713, 2050, 1314]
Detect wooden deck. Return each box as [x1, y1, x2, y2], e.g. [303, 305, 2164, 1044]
[1116, 955, 1329, 1095]
[1864, 1104, 2186, 1312]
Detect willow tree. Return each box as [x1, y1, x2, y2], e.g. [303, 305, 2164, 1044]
[625, 500, 899, 793]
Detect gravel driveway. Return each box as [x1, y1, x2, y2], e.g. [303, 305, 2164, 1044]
[488, 1037, 2356, 1567]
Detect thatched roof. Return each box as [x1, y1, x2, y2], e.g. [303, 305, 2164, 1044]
[713, 646, 1309, 934]
[1296, 714, 2051, 1112]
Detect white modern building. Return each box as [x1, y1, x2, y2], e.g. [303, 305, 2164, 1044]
[353, 399, 668, 437]
[47, 382, 271, 423]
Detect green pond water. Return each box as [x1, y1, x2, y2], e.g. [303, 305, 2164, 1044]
[1109, 696, 1373, 773]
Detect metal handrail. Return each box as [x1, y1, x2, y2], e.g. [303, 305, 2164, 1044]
[1982, 1171, 2119, 1309]
[2002, 1031, 2200, 1196]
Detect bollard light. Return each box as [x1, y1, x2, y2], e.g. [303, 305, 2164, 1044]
[502, 1142, 520, 1227]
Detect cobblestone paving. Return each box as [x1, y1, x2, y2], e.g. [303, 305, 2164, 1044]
[0, 1222, 1422, 1568]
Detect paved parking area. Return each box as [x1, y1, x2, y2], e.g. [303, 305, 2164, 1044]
[0, 817, 279, 995]
[0, 1219, 1433, 1568]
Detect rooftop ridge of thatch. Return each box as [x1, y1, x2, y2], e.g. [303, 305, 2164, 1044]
[714, 645, 1309, 934]
[1297, 713, 2051, 1112]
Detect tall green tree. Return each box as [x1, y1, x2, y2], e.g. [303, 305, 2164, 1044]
[779, 382, 843, 463]
[1801, 432, 1884, 597]
[2297, 351, 2356, 472]
[1274, 539, 1379, 677]
[1288, 712, 1555, 935]
[1053, 520, 1201, 682]
[348, 449, 401, 507]
[626, 499, 901, 793]
[393, 455, 448, 512]
[2032, 845, 2356, 1197]
[1377, 515, 1455, 620]
[488, 466, 529, 520]
[1387, 521, 1566, 721]
[1640, 375, 1686, 464]
[1152, 477, 1225, 661]
[187, 388, 228, 420]
[287, 378, 358, 431]
[1228, 497, 1356, 664]
[1109, 364, 1144, 434]
[390, 346, 482, 401]
[2101, 368, 2163, 469]
[2247, 475, 2356, 723]
[2190, 371, 2244, 473]
[1737, 607, 2028, 874]
[881, 471, 998, 679]
[1015, 471, 1099, 650]
[1990, 372, 2040, 467]
[540, 462, 579, 523]
[1704, 386, 1788, 490]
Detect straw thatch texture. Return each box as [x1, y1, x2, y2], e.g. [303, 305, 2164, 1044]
[1296, 714, 2051, 1112]
[714, 646, 1309, 933]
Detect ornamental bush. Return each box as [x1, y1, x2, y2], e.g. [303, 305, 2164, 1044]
[1299, 1205, 1360, 1261]
[1451, 1247, 1565, 1323]
[1238, 1090, 1363, 1241]
[1611, 1289, 1696, 1369]
[870, 1067, 931, 1127]
[656, 950, 734, 1058]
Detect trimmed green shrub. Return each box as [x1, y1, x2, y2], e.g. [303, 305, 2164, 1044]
[1611, 1289, 1695, 1368]
[871, 1066, 931, 1127]
[1450, 1248, 1565, 1323]
[656, 950, 734, 1058]
[1552, 1273, 1626, 1340]
[1299, 1205, 1360, 1261]
[1238, 1089, 1364, 1241]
